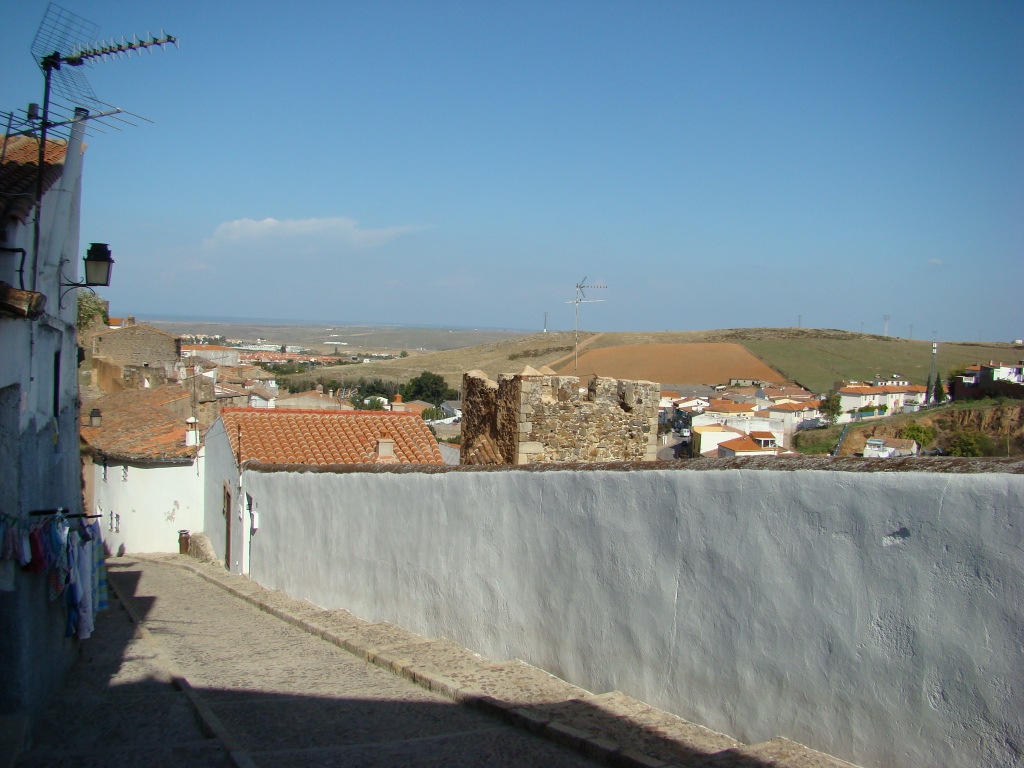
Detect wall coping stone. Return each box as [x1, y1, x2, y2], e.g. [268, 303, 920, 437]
[240, 456, 1024, 475]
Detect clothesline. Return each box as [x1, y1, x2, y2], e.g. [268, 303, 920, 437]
[29, 509, 101, 519]
[0, 510, 108, 638]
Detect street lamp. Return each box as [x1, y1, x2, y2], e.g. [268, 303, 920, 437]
[59, 243, 114, 308]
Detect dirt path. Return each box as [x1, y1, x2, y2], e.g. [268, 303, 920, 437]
[546, 333, 605, 372]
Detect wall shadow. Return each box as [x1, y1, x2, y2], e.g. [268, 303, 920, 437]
[17, 560, 799, 768]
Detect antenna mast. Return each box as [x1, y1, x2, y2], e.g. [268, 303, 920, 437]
[565, 276, 606, 372]
[25, 3, 177, 291]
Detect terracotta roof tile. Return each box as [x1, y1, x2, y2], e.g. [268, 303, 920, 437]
[219, 408, 443, 466]
[706, 399, 756, 413]
[462, 434, 503, 465]
[718, 436, 766, 453]
[80, 386, 198, 462]
[0, 135, 69, 222]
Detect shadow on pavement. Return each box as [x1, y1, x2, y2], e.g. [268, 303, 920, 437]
[16, 559, 820, 768]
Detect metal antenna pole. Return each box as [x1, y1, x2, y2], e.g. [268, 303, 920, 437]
[27, 5, 177, 292]
[565, 277, 606, 372]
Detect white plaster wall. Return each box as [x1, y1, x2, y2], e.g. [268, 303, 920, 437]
[202, 423, 244, 573]
[241, 466, 1024, 768]
[91, 456, 204, 554]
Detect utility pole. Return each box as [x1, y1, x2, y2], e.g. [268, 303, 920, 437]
[883, 314, 890, 337]
[543, 311, 548, 333]
[927, 341, 939, 405]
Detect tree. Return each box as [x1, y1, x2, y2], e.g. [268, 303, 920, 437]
[399, 350, 409, 358]
[77, 293, 108, 331]
[819, 391, 842, 426]
[899, 421, 936, 447]
[401, 371, 458, 405]
[933, 374, 947, 404]
[421, 407, 445, 421]
[947, 431, 982, 457]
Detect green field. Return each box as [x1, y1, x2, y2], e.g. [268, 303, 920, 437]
[741, 334, 1011, 392]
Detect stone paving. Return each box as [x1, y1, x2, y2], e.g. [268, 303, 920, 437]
[14, 555, 859, 768]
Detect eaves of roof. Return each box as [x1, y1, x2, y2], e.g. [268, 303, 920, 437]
[0, 136, 68, 222]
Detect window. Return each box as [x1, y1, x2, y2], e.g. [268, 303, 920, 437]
[121, 465, 128, 482]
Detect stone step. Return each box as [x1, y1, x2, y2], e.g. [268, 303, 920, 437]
[704, 737, 861, 768]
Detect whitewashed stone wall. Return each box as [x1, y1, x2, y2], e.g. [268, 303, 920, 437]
[237, 462, 1024, 768]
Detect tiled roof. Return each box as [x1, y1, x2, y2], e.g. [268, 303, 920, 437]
[219, 408, 443, 466]
[718, 436, 766, 453]
[80, 386, 198, 463]
[92, 322, 177, 342]
[749, 431, 776, 440]
[0, 135, 69, 222]
[765, 401, 821, 412]
[462, 434, 503, 465]
[839, 384, 927, 395]
[706, 399, 756, 413]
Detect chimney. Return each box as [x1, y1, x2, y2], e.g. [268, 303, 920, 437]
[328, 389, 334, 398]
[376, 433, 396, 461]
[125, 315, 136, 326]
[316, 384, 324, 394]
[185, 416, 199, 447]
[391, 393, 406, 412]
[89, 408, 102, 428]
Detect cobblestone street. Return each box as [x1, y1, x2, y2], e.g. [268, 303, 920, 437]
[16, 557, 600, 767]
[14, 555, 855, 768]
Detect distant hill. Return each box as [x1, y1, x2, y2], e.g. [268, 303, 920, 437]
[285, 328, 1021, 394]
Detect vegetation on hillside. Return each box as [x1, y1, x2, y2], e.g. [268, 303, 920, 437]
[837, 399, 1023, 457]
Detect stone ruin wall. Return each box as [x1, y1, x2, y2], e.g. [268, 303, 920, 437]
[462, 370, 660, 464]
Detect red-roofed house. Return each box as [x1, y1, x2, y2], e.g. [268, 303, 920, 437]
[717, 435, 780, 458]
[204, 408, 443, 573]
[80, 386, 205, 555]
[760, 400, 823, 435]
[834, 382, 928, 421]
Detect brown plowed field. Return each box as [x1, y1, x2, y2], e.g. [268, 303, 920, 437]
[553, 343, 785, 386]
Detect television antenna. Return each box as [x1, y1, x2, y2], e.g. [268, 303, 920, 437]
[13, 3, 177, 291]
[565, 276, 606, 372]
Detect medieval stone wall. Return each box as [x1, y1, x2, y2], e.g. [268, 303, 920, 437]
[462, 371, 659, 464]
[91, 324, 180, 371]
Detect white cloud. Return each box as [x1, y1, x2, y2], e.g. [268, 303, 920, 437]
[927, 258, 945, 266]
[205, 216, 419, 250]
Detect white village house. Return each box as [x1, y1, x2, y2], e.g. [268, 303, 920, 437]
[79, 386, 205, 555]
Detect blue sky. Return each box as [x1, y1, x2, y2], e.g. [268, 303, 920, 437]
[2, 1, 1021, 341]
